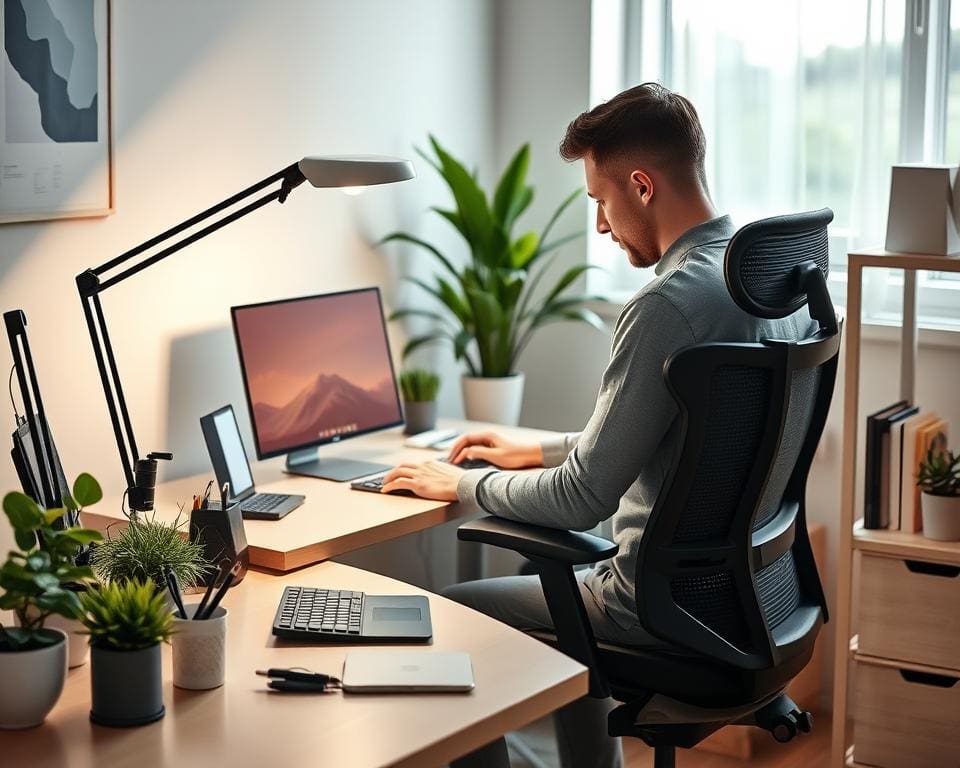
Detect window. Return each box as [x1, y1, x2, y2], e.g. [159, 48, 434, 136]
[590, 0, 960, 330]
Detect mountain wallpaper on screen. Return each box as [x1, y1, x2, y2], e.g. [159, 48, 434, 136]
[254, 373, 398, 453]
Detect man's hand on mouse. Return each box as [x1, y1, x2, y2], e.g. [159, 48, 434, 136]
[447, 431, 544, 469]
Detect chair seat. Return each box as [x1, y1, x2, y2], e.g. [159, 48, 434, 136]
[527, 630, 804, 710]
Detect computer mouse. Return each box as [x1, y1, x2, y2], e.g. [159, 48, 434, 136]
[442, 457, 495, 470]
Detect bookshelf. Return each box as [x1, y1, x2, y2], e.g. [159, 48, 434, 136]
[830, 249, 960, 767]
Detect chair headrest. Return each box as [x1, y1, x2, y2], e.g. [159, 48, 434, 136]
[724, 208, 834, 319]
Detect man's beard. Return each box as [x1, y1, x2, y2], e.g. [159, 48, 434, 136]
[623, 224, 660, 268]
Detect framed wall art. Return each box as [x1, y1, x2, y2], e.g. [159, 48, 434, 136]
[0, 0, 113, 223]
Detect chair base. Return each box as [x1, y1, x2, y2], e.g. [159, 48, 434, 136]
[611, 691, 812, 753]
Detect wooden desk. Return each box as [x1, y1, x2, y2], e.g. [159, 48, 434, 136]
[82, 420, 560, 572]
[0, 562, 588, 768]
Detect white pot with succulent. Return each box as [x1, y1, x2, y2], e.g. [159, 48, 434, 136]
[0, 474, 104, 728]
[380, 137, 604, 427]
[917, 445, 960, 541]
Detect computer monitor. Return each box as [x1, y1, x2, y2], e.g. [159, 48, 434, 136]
[231, 288, 403, 481]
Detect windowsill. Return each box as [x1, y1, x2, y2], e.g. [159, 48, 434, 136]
[585, 299, 960, 350]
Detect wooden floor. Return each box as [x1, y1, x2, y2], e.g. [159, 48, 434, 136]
[623, 719, 830, 767]
[508, 711, 830, 768]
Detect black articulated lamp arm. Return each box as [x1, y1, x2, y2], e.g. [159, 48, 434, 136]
[4, 310, 60, 509]
[76, 162, 307, 517]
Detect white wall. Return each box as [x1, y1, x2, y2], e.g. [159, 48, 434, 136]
[0, 0, 496, 588]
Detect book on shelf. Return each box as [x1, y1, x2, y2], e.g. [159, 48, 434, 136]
[889, 409, 931, 530]
[863, 400, 908, 529]
[883, 405, 919, 529]
[899, 412, 941, 532]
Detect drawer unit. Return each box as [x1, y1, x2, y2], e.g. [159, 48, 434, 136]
[858, 553, 960, 669]
[854, 657, 960, 768]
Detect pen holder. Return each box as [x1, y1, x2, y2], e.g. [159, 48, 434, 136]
[172, 605, 227, 690]
[190, 501, 249, 587]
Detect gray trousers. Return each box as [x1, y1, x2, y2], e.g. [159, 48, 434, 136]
[443, 571, 655, 768]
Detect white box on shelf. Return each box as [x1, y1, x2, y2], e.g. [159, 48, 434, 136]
[885, 164, 960, 255]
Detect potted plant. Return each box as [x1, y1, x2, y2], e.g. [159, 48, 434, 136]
[917, 445, 960, 541]
[399, 369, 441, 435]
[90, 512, 209, 591]
[380, 136, 604, 425]
[81, 579, 174, 726]
[0, 474, 103, 728]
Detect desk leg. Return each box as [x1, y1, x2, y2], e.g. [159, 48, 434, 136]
[450, 736, 509, 768]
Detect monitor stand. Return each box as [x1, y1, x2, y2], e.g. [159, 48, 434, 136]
[284, 447, 392, 482]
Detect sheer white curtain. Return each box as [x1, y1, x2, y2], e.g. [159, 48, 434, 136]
[589, 0, 905, 302]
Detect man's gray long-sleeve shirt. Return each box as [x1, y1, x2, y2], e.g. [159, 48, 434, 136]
[456, 215, 818, 632]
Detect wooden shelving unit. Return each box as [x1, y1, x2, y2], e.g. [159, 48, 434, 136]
[830, 249, 960, 766]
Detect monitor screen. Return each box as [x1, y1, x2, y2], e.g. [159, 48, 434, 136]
[232, 288, 403, 460]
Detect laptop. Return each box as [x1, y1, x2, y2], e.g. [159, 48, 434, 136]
[200, 405, 305, 520]
[341, 651, 474, 692]
[271, 585, 432, 643]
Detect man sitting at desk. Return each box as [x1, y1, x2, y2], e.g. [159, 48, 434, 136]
[381, 83, 816, 768]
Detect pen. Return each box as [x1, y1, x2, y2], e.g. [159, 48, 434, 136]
[220, 481, 230, 513]
[198, 559, 241, 619]
[256, 668, 340, 685]
[201, 479, 214, 509]
[194, 559, 226, 619]
[165, 568, 188, 619]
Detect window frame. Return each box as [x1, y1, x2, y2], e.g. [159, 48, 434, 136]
[587, 0, 960, 332]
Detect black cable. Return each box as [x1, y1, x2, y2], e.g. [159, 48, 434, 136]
[8, 364, 21, 424]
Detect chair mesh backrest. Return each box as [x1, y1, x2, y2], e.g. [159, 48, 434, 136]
[635, 208, 838, 671]
[672, 366, 771, 544]
[667, 361, 818, 647]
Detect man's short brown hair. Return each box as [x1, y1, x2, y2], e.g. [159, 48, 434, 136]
[560, 83, 707, 188]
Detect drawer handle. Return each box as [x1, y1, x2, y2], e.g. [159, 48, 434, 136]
[904, 560, 960, 578]
[899, 670, 959, 688]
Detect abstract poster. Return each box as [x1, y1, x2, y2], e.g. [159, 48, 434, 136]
[1, 0, 111, 222]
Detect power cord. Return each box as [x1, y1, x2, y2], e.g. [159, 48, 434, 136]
[8, 365, 24, 426]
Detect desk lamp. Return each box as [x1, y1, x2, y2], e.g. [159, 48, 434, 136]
[76, 156, 415, 518]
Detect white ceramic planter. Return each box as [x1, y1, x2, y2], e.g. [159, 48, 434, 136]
[0, 628, 68, 729]
[462, 374, 525, 426]
[921, 493, 960, 541]
[15, 609, 89, 669]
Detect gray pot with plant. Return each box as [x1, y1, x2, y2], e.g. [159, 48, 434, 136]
[0, 473, 104, 728]
[90, 513, 209, 593]
[400, 369, 441, 434]
[81, 579, 174, 727]
[917, 446, 960, 541]
[380, 136, 604, 426]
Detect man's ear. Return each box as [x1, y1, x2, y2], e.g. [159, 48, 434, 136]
[629, 170, 654, 204]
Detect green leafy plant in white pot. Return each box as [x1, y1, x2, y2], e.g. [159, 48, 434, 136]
[917, 445, 960, 541]
[0, 474, 103, 728]
[380, 136, 603, 426]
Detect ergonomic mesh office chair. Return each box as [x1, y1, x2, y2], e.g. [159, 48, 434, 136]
[458, 208, 840, 768]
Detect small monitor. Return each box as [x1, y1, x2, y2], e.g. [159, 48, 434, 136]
[200, 405, 255, 502]
[231, 288, 403, 481]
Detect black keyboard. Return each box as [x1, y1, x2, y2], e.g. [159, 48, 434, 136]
[351, 458, 495, 495]
[273, 586, 364, 639]
[243, 493, 287, 512]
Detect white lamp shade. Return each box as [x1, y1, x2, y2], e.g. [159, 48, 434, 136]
[885, 164, 960, 255]
[297, 155, 416, 188]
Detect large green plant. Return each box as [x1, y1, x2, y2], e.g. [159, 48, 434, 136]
[381, 136, 603, 377]
[0, 474, 104, 650]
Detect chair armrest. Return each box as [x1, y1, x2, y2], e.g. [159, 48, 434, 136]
[457, 516, 618, 698]
[457, 516, 618, 565]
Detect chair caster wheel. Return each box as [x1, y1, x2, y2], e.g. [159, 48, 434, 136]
[797, 711, 813, 733]
[772, 713, 799, 743]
